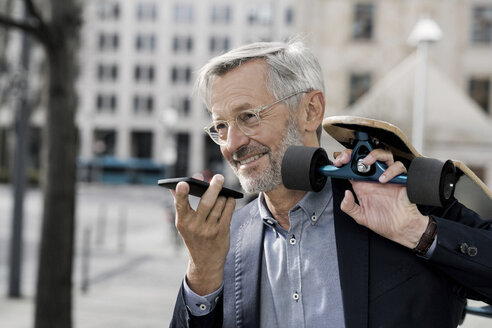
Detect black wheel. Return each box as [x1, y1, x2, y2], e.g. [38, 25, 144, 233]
[407, 157, 456, 207]
[281, 146, 328, 192]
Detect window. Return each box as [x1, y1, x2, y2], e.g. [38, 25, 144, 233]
[170, 66, 192, 84]
[353, 3, 374, 40]
[98, 1, 120, 20]
[134, 64, 155, 83]
[133, 95, 155, 114]
[137, 2, 157, 21]
[172, 35, 193, 53]
[131, 131, 153, 158]
[211, 4, 231, 24]
[172, 96, 191, 117]
[349, 73, 371, 105]
[97, 63, 119, 82]
[98, 33, 119, 51]
[204, 135, 225, 174]
[285, 7, 294, 25]
[136, 34, 156, 52]
[469, 77, 490, 113]
[209, 36, 230, 53]
[96, 93, 118, 113]
[174, 3, 194, 23]
[93, 129, 117, 156]
[247, 5, 272, 26]
[175, 133, 190, 176]
[472, 6, 492, 44]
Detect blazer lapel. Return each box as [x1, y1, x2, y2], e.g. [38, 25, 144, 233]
[332, 178, 369, 328]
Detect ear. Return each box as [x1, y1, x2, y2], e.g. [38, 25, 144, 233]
[300, 90, 325, 134]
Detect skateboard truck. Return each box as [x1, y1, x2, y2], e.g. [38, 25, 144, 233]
[281, 132, 457, 207]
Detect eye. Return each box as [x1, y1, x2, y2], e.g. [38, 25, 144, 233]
[237, 111, 258, 125]
[213, 121, 228, 133]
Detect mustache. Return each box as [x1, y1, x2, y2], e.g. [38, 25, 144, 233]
[232, 145, 270, 162]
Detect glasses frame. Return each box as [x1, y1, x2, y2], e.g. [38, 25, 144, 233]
[204, 90, 308, 145]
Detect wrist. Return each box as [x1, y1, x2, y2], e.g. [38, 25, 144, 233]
[186, 261, 224, 296]
[397, 210, 429, 249]
[413, 216, 437, 256]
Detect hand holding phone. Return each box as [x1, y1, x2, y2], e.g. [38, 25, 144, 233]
[168, 174, 237, 296]
[158, 177, 243, 199]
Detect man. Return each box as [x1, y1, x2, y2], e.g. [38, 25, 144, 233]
[169, 40, 492, 327]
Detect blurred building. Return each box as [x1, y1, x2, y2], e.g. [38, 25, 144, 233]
[0, 0, 296, 184]
[296, 0, 492, 185]
[1, 0, 491, 186]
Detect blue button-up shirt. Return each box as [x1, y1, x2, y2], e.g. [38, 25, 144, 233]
[183, 180, 345, 327]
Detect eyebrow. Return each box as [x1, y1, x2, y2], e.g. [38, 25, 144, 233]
[212, 102, 256, 120]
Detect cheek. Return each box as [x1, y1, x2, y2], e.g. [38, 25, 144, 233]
[220, 146, 231, 161]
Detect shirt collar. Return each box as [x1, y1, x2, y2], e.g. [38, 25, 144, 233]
[258, 178, 333, 229]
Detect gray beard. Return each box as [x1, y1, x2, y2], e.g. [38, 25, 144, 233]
[229, 119, 303, 194]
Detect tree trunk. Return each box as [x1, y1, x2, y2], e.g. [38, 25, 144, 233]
[34, 1, 81, 327]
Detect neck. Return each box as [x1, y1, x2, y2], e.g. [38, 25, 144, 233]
[263, 185, 306, 231]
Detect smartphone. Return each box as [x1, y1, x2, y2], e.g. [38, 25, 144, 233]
[158, 177, 244, 199]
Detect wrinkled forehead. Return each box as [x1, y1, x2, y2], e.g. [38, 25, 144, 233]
[210, 60, 273, 119]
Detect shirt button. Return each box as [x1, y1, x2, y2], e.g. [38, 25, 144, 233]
[289, 236, 296, 245]
[199, 304, 207, 311]
[292, 292, 300, 301]
[266, 219, 274, 225]
[311, 215, 318, 222]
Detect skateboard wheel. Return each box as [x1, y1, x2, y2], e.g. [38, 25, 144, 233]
[407, 157, 456, 207]
[281, 146, 328, 192]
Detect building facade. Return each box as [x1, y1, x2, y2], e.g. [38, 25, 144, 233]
[1, 0, 491, 186]
[295, 0, 492, 185]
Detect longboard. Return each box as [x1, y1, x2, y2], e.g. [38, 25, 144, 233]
[322, 116, 492, 219]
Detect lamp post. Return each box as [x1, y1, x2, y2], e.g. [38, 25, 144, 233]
[408, 16, 442, 154]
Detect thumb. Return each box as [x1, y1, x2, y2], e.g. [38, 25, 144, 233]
[340, 190, 361, 221]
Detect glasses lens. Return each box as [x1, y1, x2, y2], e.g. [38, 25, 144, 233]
[208, 121, 228, 144]
[236, 111, 260, 135]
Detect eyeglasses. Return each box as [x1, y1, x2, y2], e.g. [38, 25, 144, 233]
[204, 90, 307, 145]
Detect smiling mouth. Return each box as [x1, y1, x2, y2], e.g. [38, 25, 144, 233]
[239, 153, 265, 165]
[233, 151, 269, 166]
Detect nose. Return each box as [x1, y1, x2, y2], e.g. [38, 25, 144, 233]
[224, 123, 249, 153]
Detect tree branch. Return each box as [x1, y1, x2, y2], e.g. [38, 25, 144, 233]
[24, 0, 45, 26]
[0, 13, 47, 45]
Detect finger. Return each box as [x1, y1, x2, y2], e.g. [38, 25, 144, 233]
[218, 197, 236, 230]
[363, 149, 394, 166]
[333, 149, 352, 167]
[173, 181, 192, 216]
[207, 196, 227, 223]
[379, 161, 407, 183]
[340, 190, 362, 223]
[196, 174, 225, 218]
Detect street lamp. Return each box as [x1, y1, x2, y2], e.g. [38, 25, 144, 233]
[408, 16, 442, 154]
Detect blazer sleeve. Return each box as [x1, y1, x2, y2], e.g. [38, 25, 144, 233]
[169, 284, 223, 328]
[421, 200, 492, 304]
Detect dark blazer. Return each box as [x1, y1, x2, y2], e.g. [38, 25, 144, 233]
[170, 178, 492, 328]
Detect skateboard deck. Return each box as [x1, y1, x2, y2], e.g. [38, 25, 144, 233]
[322, 116, 492, 219]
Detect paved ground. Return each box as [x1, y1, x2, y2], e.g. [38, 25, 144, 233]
[0, 183, 188, 327]
[0, 183, 490, 327]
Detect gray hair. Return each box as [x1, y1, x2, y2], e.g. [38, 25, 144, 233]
[195, 40, 325, 114]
